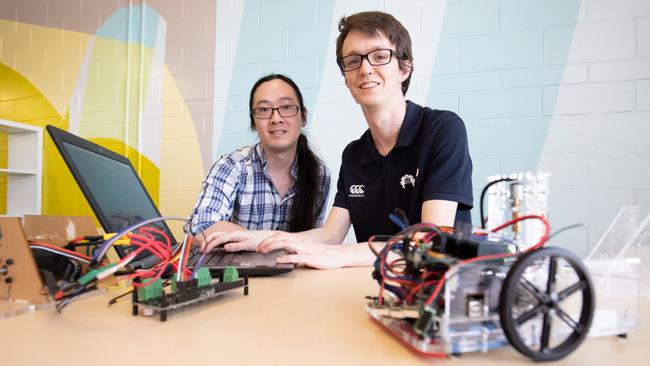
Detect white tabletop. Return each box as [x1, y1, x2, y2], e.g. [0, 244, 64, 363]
[1, 267, 647, 366]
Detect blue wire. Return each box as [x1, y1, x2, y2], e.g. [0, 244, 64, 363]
[383, 283, 406, 300]
[389, 213, 408, 231]
[92, 216, 189, 262]
[190, 251, 209, 279]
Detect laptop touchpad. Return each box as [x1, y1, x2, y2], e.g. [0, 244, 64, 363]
[232, 250, 285, 267]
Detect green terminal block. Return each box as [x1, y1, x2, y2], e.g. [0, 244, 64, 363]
[137, 278, 163, 301]
[196, 268, 212, 288]
[222, 266, 239, 283]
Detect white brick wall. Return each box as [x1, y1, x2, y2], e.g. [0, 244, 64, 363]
[639, 17, 650, 57]
[587, 0, 650, 21]
[210, 0, 649, 250]
[637, 79, 650, 110]
[544, 82, 636, 114]
[590, 59, 650, 82]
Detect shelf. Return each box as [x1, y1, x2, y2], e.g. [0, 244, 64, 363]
[0, 120, 42, 134]
[0, 168, 38, 176]
[0, 119, 42, 215]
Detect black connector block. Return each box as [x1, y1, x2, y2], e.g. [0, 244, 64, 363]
[433, 234, 510, 260]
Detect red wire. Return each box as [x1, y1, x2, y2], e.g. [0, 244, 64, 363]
[422, 215, 551, 306]
[140, 227, 172, 249]
[29, 241, 92, 261]
[116, 226, 178, 287]
[378, 279, 385, 306]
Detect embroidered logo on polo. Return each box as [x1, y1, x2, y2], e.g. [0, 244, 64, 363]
[349, 184, 365, 198]
[400, 174, 415, 189]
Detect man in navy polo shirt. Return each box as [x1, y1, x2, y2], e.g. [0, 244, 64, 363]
[203, 11, 473, 269]
[333, 99, 473, 243]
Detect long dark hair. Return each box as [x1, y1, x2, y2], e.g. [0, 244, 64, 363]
[249, 74, 323, 232]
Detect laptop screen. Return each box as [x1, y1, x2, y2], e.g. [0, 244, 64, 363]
[47, 126, 177, 257]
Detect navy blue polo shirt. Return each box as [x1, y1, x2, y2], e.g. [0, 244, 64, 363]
[333, 100, 473, 242]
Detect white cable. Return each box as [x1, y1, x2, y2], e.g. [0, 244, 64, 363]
[29, 246, 91, 263]
[96, 254, 137, 280]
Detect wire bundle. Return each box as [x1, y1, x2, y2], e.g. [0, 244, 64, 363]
[42, 217, 200, 311]
[29, 241, 92, 264]
[369, 215, 550, 312]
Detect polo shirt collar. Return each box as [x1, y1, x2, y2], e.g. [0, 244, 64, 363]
[360, 100, 420, 164]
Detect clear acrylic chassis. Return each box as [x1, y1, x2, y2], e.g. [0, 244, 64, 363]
[366, 206, 645, 357]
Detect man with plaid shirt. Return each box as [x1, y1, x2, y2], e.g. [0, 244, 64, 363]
[190, 74, 330, 246]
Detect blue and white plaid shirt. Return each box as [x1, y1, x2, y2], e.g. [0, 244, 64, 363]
[190, 143, 330, 234]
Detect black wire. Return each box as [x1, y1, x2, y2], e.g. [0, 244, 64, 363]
[55, 282, 97, 311]
[480, 177, 516, 229]
[108, 278, 172, 306]
[108, 289, 134, 306]
[546, 223, 584, 242]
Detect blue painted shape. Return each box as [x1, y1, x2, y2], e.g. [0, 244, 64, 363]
[428, 71, 500, 93]
[430, 40, 460, 75]
[428, 93, 459, 113]
[236, 29, 288, 64]
[215, 0, 335, 158]
[97, 5, 162, 48]
[461, 30, 542, 72]
[500, 0, 581, 31]
[260, 57, 320, 89]
[543, 26, 578, 65]
[426, 0, 581, 208]
[260, 0, 318, 31]
[460, 88, 541, 119]
[440, 0, 498, 37]
[501, 65, 582, 88]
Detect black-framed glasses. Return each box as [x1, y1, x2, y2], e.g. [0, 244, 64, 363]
[252, 105, 300, 119]
[339, 49, 401, 72]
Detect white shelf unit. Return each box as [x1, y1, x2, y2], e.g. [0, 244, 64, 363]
[0, 119, 43, 215]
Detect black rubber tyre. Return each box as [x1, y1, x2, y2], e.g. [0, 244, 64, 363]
[499, 247, 594, 362]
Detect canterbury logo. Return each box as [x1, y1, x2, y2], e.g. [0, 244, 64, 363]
[349, 184, 365, 197]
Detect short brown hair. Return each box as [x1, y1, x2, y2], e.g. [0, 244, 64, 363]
[336, 11, 413, 95]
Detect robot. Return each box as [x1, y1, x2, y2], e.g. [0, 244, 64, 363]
[366, 173, 595, 362]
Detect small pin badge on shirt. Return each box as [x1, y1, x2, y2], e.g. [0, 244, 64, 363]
[400, 174, 415, 189]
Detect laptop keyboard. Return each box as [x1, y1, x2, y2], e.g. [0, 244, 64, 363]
[128, 245, 242, 270]
[206, 250, 227, 266]
[187, 246, 235, 267]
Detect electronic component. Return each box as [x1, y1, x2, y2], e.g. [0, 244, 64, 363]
[367, 172, 599, 362]
[484, 172, 549, 250]
[45, 216, 250, 319]
[0, 218, 50, 312]
[132, 266, 248, 321]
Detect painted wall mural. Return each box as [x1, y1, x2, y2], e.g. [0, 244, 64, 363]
[1, 0, 648, 255]
[0, 1, 211, 233]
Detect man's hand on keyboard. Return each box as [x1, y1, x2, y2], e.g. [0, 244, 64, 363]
[201, 230, 275, 253]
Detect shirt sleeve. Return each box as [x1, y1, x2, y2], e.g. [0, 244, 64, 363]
[315, 164, 332, 226]
[332, 160, 348, 210]
[189, 155, 242, 234]
[422, 111, 474, 208]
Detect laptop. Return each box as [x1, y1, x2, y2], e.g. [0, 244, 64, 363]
[46, 125, 293, 276]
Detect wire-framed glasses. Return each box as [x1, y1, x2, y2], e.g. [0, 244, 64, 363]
[252, 105, 300, 119]
[339, 49, 401, 72]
